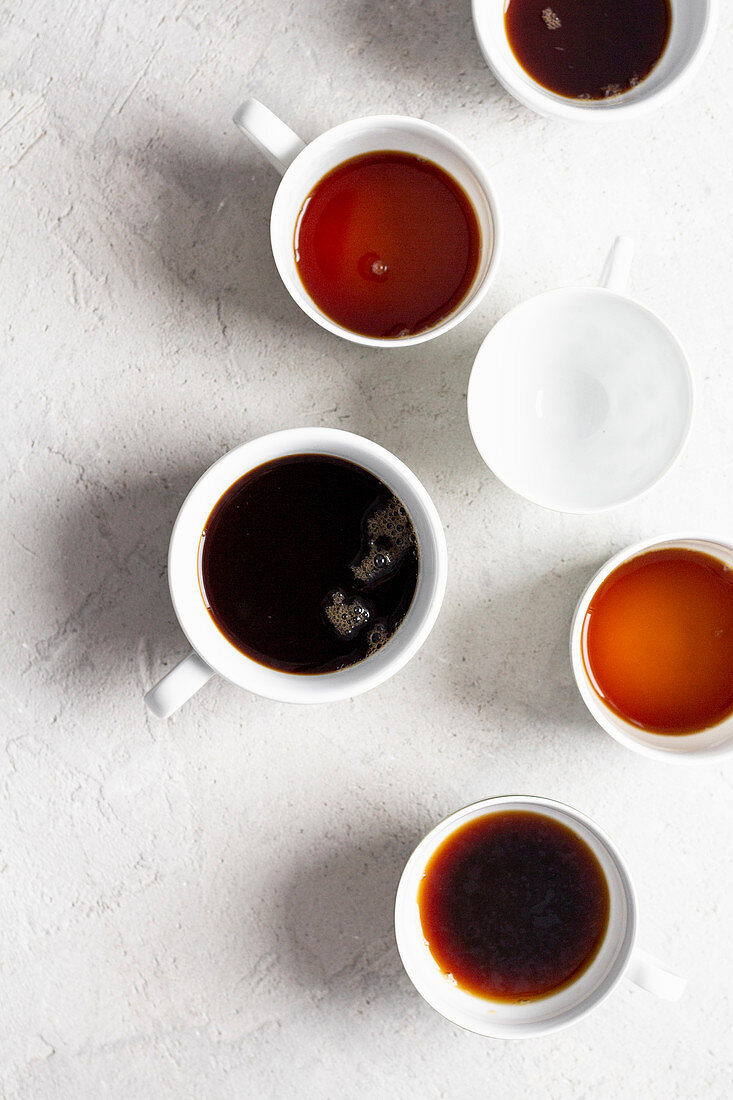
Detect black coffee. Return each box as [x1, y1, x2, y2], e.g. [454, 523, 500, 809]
[504, 0, 671, 101]
[199, 455, 419, 674]
[418, 811, 610, 1002]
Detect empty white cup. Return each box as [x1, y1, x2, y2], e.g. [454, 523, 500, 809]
[472, 0, 718, 122]
[395, 795, 685, 1039]
[144, 428, 447, 718]
[233, 98, 501, 347]
[467, 237, 694, 513]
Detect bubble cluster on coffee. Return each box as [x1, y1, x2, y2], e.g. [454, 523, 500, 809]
[351, 494, 415, 583]
[323, 590, 371, 641]
[541, 7, 560, 30]
[323, 590, 390, 656]
[321, 493, 416, 654]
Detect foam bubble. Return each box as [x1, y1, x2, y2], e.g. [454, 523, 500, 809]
[366, 620, 388, 656]
[358, 251, 389, 283]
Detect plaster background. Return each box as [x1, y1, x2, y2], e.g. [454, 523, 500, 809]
[2, 1, 732, 1096]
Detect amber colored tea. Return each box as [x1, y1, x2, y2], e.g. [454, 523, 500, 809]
[293, 151, 481, 339]
[504, 0, 671, 101]
[418, 811, 610, 1003]
[582, 548, 733, 734]
[199, 454, 419, 674]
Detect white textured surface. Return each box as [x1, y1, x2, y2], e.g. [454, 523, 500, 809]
[2, 2, 733, 1096]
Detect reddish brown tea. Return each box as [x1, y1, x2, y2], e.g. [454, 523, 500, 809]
[418, 811, 609, 1003]
[582, 548, 733, 734]
[294, 151, 481, 339]
[504, 0, 671, 101]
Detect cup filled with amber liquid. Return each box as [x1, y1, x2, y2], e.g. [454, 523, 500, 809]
[395, 796, 684, 1038]
[233, 99, 501, 345]
[572, 535, 733, 761]
[144, 428, 447, 718]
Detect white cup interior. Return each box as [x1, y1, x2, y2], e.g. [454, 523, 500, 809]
[571, 536, 733, 761]
[472, 0, 717, 121]
[270, 116, 500, 346]
[467, 287, 693, 513]
[167, 428, 447, 704]
[395, 796, 636, 1039]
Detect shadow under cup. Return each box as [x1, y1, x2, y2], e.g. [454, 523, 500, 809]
[166, 429, 447, 705]
[269, 117, 500, 346]
[395, 797, 636, 1038]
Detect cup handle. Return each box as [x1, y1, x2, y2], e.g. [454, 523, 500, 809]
[598, 235, 634, 293]
[233, 98, 306, 175]
[626, 947, 686, 1002]
[144, 651, 214, 719]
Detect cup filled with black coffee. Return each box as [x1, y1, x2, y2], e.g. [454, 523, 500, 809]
[144, 428, 447, 717]
[233, 99, 501, 346]
[472, 0, 717, 121]
[395, 796, 684, 1037]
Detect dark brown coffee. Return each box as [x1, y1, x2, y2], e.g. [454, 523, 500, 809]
[199, 455, 419, 674]
[294, 151, 481, 339]
[418, 811, 610, 1002]
[504, 0, 671, 101]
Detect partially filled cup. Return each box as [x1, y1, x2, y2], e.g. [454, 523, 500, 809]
[144, 428, 447, 718]
[571, 535, 733, 762]
[395, 795, 685, 1039]
[233, 99, 501, 346]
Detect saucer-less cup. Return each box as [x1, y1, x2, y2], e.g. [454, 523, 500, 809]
[395, 795, 685, 1039]
[144, 428, 447, 718]
[571, 534, 733, 762]
[472, 0, 718, 122]
[232, 98, 501, 347]
[467, 237, 694, 513]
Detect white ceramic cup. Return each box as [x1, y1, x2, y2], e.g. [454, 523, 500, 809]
[232, 98, 501, 347]
[571, 534, 733, 762]
[472, 0, 718, 122]
[395, 795, 685, 1039]
[144, 428, 447, 718]
[467, 237, 694, 513]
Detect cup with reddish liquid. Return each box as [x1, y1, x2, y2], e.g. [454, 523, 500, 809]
[395, 796, 684, 1038]
[571, 534, 733, 761]
[233, 98, 501, 346]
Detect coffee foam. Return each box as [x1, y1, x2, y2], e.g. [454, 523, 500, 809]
[365, 620, 388, 656]
[351, 495, 415, 584]
[323, 589, 371, 641]
[322, 493, 416, 656]
[322, 588, 391, 656]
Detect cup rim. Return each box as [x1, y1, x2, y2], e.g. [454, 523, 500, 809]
[471, 0, 719, 123]
[269, 114, 502, 347]
[570, 533, 733, 761]
[466, 285, 695, 514]
[394, 795, 638, 1038]
[166, 428, 448, 704]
